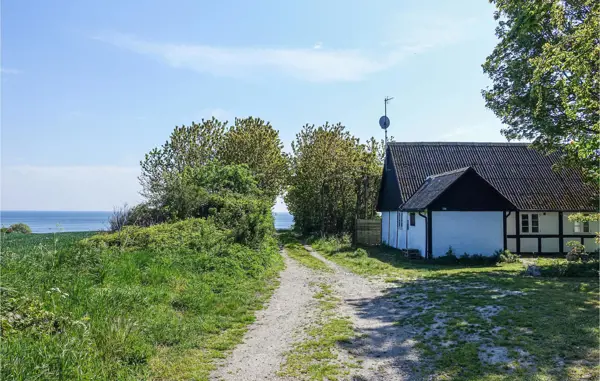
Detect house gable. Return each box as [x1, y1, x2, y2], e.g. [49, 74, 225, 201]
[428, 168, 517, 211]
[401, 167, 517, 211]
[376, 150, 402, 211]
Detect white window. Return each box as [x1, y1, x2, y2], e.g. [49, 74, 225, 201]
[521, 213, 539, 233]
[398, 212, 403, 230]
[531, 214, 539, 233]
[521, 214, 529, 233]
[574, 214, 590, 233]
[574, 221, 581, 233]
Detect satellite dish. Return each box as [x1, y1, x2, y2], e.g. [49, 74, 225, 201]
[379, 115, 390, 129]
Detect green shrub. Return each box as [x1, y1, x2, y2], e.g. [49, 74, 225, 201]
[433, 247, 500, 266]
[434, 247, 459, 264]
[349, 248, 368, 258]
[496, 249, 520, 263]
[535, 258, 599, 277]
[80, 218, 229, 253]
[3, 223, 32, 234]
[310, 235, 352, 255]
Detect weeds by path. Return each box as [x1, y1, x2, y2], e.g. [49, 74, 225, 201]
[279, 231, 332, 272]
[279, 282, 357, 380]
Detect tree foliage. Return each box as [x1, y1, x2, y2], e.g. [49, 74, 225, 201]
[285, 122, 383, 236]
[139, 117, 288, 205]
[219, 117, 289, 202]
[483, 0, 599, 181]
[140, 117, 227, 205]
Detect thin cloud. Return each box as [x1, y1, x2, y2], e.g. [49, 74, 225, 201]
[94, 32, 447, 82]
[313, 42, 323, 50]
[1, 67, 21, 75]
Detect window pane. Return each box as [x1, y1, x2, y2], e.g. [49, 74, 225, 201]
[521, 214, 529, 233]
[531, 214, 539, 233]
[410, 213, 416, 226]
[583, 221, 590, 233]
[574, 221, 581, 233]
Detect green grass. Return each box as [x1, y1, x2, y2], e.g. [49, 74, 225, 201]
[1, 222, 283, 380]
[278, 231, 332, 272]
[310, 237, 600, 381]
[279, 283, 356, 380]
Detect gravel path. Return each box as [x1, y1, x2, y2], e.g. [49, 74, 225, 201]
[210, 250, 324, 381]
[212, 246, 420, 381]
[304, 245, 420, 381]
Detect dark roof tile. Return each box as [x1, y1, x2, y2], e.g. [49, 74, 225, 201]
[386, 142, 596, 211]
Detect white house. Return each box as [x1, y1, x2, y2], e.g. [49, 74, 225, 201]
[377, 142, 598, 258]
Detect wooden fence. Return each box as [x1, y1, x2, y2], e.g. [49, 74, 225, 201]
[355, 219, 381, 246]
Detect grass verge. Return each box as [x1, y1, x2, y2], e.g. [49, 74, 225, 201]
[310, 237, 600, 380]
[279, 282, 356, 380]
[1, 222, 283, 380]
[279, 231, 332, 272]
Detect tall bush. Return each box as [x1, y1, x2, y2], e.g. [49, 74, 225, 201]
[285, 123, 383, 236]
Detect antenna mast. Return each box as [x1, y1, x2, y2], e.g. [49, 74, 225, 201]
[383, 96, 393, 146]
[379, 96, 393, 172]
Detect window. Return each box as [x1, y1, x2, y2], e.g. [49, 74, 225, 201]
[409, 212, 416, 226]
[398, 213, 403, 230]
[521, 213, 539, 233]
[531, 214, 539, 233]
[583, 221, 590, 233]
[574, 221, 581, 233]
[521, 214, 529, 233]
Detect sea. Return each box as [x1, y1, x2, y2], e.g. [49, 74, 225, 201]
[0, 211, 295, 233]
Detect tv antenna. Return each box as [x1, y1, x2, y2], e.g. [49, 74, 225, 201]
[380, 96, 393, 171]
[379, 96, 393, 146]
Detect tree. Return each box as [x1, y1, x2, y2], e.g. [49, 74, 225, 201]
[139, 117, 227, 205]
[139, 116, 288, 207]
[285, 122, 383, 236]
[483, 0, 599, 182]
[219, 117, 289, 203]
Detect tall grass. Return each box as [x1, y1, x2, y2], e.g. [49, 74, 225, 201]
[1, 220, 282, 380]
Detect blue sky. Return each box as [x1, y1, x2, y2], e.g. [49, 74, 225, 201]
[2, 0, 508, 211]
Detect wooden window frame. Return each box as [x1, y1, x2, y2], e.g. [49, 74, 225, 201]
[531, 213, 539, 233]
[521, 214, 529, 233]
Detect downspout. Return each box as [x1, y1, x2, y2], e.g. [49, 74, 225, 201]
[418, 211, 427, 259]
[504, 211, 512, 251]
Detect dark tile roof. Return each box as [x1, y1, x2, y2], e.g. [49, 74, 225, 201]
[386, 142, 597, 211]
[400, 167, 471, 210]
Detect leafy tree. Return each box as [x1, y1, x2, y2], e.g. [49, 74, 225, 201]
[160, 164, 273, 246]
[483, 0, 599, 181]
[139, 117, 227, 204]
[285, 122, 383, 236]
[139, 116, 288, 206]
[219, 117, 289, 202]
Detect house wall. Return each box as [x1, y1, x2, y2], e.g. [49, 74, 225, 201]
[432, 211, 503, 257]
[381, 212, 390, 245]
[395, 212, 426, 256]
[506, 211, 598, 253]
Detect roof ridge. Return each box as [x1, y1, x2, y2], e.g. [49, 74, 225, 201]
[388, 141, 530, 146]
[426, 166, 472, 179]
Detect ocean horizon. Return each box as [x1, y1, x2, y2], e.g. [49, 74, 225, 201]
[0, 210, 294, 233]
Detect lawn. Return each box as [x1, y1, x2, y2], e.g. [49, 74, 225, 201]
[1, 222, 283, 381]
[311, 237, 600, 381]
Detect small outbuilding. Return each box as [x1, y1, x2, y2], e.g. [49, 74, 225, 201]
[377, 142, 598, 258]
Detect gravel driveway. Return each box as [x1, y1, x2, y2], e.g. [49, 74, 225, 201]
[211, 246, 420, 381]
[210, 251, 325, 381]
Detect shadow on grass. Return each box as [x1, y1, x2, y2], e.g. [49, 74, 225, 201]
[337, 254, 599, 380]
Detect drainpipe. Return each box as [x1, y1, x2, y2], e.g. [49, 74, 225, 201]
[418, 211, 427, 259]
